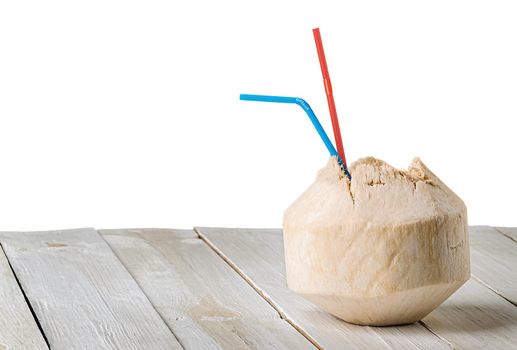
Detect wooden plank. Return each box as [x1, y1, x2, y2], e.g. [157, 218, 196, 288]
[0, 246, 48, 350]
[195, 227, 451, 350]
[100, 228, 316, 350]
[0, 228, 182, 350]
[495, 227, 517, 243]
[469, 226, 517, 305]
[423, 278, 517, 349]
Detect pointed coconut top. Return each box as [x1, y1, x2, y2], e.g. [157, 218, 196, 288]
[284, 157, 466, 229]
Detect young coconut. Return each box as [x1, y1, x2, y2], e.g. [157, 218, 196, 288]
[283, 157, 470, 326]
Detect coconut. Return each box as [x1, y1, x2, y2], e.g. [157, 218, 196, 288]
[283, 157, 470, 326]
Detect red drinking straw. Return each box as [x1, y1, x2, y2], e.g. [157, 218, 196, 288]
[313, 28, 348, 168]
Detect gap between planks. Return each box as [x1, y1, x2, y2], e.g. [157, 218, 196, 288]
[494, 227, 517, 243]
[470, 274, 516, 307]
[0, 243, 49, 350]
[416, 321, 453, 349]
[194, 227, 324, 350]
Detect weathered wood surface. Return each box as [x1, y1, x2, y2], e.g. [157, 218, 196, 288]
[100, 228, 315, 350]
[0, 246, 48, 350]
[0, 228, 182, 350]
[0, 225, 515, 349]
[195, 227, 450, 350]
[469, 226, 517, 305]
[423, 278, 517, 350]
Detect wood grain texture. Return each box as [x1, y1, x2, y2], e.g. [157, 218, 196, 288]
[423, 278, 517, 349]
[495, 227, 517, 243]
[0, 228, 182, 350]
[0, 246, 48, 350]
[195, 227, 451, 350]
[100, 228, 316, 350]
[469, 226, 517, 305]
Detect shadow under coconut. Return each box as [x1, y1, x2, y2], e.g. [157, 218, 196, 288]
[421, 280, 517, 334]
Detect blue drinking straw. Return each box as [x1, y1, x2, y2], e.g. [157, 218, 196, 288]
[240, 94, 351, 179]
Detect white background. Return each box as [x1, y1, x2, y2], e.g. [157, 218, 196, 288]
[0, 1, 515, 230]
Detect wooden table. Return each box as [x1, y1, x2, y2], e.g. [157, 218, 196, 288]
[0, 226, 515, 349]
